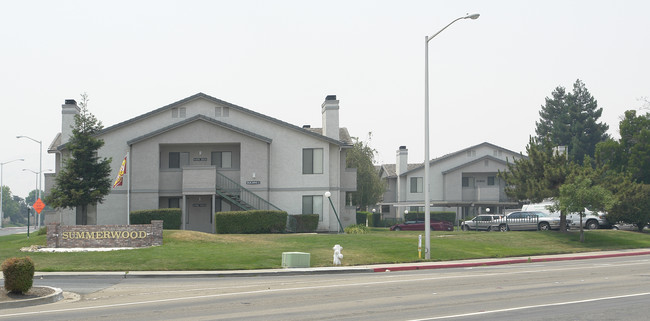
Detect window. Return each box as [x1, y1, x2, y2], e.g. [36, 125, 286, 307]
[169, 152, 189, 169]
[172, 107, 186, 118]
[215, 106, 230, 117]
[302, 148, 323, 174]
[168, 198, 180, 208]
[302, 195, 324, 221]
[462, 177, 473, 187]
[487, 176, 496, 186]
[410, 177, 423, 193]
[466, 150, 476, 157]
[211, 151, 232, 169]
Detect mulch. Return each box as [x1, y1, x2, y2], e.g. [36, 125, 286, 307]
[0, 286, 55, 302]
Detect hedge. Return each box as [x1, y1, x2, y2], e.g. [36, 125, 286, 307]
[405, 211, 456, 223]
[216, 210, 288, 234]
[356, 212, 369, 225]
[130, 208, 182, 229]
[287, 214, 320, 233]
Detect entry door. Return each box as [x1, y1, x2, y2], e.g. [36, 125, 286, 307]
[186, 196, 213, 233]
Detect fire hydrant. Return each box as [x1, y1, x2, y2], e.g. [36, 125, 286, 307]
[333, 244, 343, 265]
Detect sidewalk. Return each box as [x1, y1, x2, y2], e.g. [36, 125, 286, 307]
[29, 247, 650, 279]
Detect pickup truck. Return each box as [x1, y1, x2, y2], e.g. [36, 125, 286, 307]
[522, 202, 608, 230]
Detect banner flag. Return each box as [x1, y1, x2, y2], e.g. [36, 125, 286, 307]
[112, 155, 127, 188]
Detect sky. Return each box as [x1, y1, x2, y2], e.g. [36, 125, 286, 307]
[1, 0, 649, 200]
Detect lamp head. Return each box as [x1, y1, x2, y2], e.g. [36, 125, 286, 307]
[465, 13, 480, 20]
[324, 191, 331, 198]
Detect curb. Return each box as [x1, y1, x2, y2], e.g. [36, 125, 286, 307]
[0, 286, 63, 309]
[372, 250, 650, 272]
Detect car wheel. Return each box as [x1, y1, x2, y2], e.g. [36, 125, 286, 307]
[486, 226, 492, 232]
[394, 227, 401, 231]
[586, 220, 599, 230]
[462, 225, 470, 232]
[612, 226, 619, 230]
[498, 224, 508, 232]
[538, 222, 551, 231]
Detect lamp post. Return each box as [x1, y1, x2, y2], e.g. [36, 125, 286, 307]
[324, 191, 344, 233]
[1, 158, 25, 228]
[424, 13, 479, 259]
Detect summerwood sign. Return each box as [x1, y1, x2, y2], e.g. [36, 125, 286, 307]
[47, 221, 163, 248]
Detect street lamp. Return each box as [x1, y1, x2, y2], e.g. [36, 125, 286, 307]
[17, 135, 42, 199]
[1, 158, 25, 228]
[424, 13, 479, 259]
[324, 191, 344, 233]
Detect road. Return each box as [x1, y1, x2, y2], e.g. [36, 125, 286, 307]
[2, 254, 650, 320]
[0, 226, 38, 237]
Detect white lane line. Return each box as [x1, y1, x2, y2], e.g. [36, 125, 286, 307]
[408, 292, 650, 320]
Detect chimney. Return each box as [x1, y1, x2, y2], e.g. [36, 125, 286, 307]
[396, 146, 408, 175]
[61, 99, 80, 145]
[321, 95, 339, 140]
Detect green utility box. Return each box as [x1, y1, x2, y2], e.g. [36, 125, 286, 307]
[281, 252, 310, 268]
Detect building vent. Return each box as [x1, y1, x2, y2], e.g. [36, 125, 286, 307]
[302, 125, 311, 128]
[64, 99, 77, 105]
[325, 95, 337, 101]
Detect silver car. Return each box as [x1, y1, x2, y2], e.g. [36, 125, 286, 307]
[461, 214, 503, 231]
[490, 211, 567, 231]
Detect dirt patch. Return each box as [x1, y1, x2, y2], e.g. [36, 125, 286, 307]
[0, 286, 55, 303]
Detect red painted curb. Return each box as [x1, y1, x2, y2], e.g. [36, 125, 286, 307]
[372, 250, 650, 272]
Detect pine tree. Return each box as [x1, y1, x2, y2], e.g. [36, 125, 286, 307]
[535, 79, 609, 163]
[45, 93, 112, 225]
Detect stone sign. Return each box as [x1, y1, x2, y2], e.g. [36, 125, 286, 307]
[47, 220, 163, 248]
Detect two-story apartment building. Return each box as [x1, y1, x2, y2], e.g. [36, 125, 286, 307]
[376, 143, 523, 223]
[44, 93, 357, 233]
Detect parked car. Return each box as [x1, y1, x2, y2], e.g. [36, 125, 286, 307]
[390, 220, 454, 231]
[522, 201, 608, 229]
[461, 214, 503, 231]
[612, 223, 650, 231]
[490, 211, 567, 231]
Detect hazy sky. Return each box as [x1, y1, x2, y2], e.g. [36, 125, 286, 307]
[1, 0, 648, 199]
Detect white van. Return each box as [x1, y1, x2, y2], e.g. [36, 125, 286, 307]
[521, 201, 608, 230]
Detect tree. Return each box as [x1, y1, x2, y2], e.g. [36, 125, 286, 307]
[1, 186, 23, 225]
[45, 93, 112, 225]
[597, 110, 650, 184]
[499, 136, 572, 230]
[603, 173, 650, 232]
[535, 79, 609, 163]
[345, 133, 385, 211]
[556, 159, 614, 242]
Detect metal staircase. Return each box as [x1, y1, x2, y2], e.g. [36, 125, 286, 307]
[215, 172, 282, 211]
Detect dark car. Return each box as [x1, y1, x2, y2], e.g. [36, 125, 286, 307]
[390, 220, 454, 231]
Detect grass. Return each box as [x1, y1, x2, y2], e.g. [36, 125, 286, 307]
[1, 228, 649, 272]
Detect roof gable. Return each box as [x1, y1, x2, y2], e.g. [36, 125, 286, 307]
[126, 114, 273, 145]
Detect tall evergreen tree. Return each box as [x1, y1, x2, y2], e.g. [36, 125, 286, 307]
[345, 133, 385, 211]
[535, 79, 609, 163]
[45, 93, 112, 225]
[499, 136, 572, 230]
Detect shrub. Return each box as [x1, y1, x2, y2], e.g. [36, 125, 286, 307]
[216, 210, 288, 234]
[2, 257, 35, 294]
[130, 208, 182, 229]
[37, 226, 47, 235]
[356, 212, 369, 225]
[366, 211, 382, 227]
[288, 214, 319, 233]
[344, 224, 369, 234]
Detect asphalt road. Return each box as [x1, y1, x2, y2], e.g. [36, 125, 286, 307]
[2, 254, 650, 320]
[0, 226, 38, 237]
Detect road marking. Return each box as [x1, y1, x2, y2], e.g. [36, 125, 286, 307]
[408, 292, 650, 320]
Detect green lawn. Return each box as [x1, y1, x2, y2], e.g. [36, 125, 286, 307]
[1, 228, 649, 271]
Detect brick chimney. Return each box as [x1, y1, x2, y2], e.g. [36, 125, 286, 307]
[321, 95, 339, 140]
[61, 99, 80, 145]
